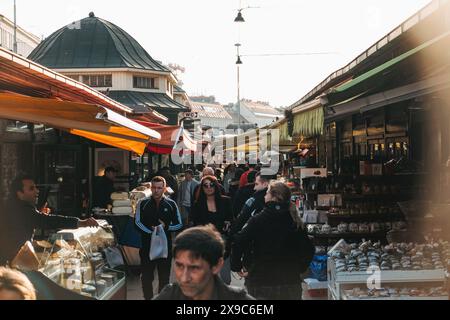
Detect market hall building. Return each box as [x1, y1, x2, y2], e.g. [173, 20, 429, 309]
[28, 12, 188, 126]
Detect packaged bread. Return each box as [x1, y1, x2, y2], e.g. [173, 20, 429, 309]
[112, 206, 133, 215]
[113, 199, 132, 207]
[131, 188, 151, 200]
[110, 192, 129, 200]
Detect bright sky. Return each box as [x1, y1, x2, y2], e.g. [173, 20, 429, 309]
[0, 0, 431, 108]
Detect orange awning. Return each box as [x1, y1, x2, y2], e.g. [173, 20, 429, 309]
[70, 129, 147, 154]
[0, 92, 161, 155]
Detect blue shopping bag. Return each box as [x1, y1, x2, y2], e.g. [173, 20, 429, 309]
[118, 216, 142, 248]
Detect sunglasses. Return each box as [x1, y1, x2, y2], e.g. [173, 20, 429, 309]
[202, 183, 215, 189]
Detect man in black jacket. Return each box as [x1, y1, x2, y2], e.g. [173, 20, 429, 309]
[135, 176, 183, 300]
[226, 173, 270, 262]
[92, 166, 117, 208]
[229, 172, 270, 238]
[232, 170, 258, 218]
[154, 224, 254, 300]
[0, 175, 98, 265]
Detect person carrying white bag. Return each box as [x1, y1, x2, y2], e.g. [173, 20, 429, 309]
[134, 176, 182, 300]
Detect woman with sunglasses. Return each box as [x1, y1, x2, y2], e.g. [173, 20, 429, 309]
[191, 175, 233, 284]
[190, 176, 233, 234]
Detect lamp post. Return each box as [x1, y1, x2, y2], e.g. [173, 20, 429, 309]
[233, 5, 259, 133]
[235, 43, 242, 133]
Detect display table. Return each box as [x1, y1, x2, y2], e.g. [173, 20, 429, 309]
[328, 258, 447, 300]
[30, 225, 128, 300]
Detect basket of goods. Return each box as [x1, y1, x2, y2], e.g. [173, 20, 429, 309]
[337, 223, 348, 233]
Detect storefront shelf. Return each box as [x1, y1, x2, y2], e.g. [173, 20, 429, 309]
[327, 213, 404, 221]
[328, 258, 446, 300]
[309, 232, 386, 239]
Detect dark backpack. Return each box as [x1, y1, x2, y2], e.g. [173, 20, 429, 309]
[285, 226, 315, 273]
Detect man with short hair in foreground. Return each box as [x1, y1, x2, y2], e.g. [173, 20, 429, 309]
[153, 224, 254, 300]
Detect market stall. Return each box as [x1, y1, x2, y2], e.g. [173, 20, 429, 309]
[13, 220, 126, 300]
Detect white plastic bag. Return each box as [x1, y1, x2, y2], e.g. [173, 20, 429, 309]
[149, 225, 168, 261]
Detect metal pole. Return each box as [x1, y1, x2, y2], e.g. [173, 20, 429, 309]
[236, 43, 241, 133]
[237, 64, 240, 132]
[13, 0, 17, 54]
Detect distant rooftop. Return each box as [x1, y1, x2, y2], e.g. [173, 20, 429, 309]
[241, 99, 282, 116]
[190, 101, 232, 120]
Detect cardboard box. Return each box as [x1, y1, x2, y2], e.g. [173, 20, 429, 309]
[359, 161, 372, 175]
[372, 163, 383, 175]
[303, 210, 318, 223]
[317, 194, 343, 207]
[318, 210, 329, 224]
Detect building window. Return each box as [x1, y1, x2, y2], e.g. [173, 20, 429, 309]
[133, 76, 158, 89]
[63, 74, 80, 81]
[5, 120, 31, 133]
[81, 74, 112, 87]
[0, 29, 8, 48]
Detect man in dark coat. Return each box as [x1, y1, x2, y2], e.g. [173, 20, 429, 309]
[232, 170, 258, 218]
[0, 175, 98, 265]
[154, 224, 254, 300]
[92, 166, 117, 208]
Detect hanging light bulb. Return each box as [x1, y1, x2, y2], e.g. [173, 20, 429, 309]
[234, 10, 245, 22]
[236, 56, 243, 64]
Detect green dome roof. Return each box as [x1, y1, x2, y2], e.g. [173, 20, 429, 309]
[28, 13, 170, 72]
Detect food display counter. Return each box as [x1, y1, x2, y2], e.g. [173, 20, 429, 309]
[30, 220, 126, 300]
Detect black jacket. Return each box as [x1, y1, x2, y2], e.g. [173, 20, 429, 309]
[226, 188, 267, 261]
[190, 196, 233, 234]
[232, 184, 255, 218]
[231, 201, 305, 286]
[92, 175, 115, 208]
[153, 276, 255, 300]
[229, 188, 267, 239]
[0, 199, 79, 265]
[135, 196, 182, 262]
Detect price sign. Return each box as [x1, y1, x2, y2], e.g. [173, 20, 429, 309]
[184, 112, 199, 118]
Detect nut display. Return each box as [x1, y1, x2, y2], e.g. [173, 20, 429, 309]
[344, 286, 447, 299]
[321, 224, 332, 234]
[337, 223, 348, 233]
[330, 240, 448, 273]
